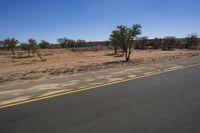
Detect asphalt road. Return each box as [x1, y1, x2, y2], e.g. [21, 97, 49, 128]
[1, 65, 200, 133]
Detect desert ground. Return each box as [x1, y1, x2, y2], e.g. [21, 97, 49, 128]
[1, 48, 200, 105]
[0, 49, 200, 84]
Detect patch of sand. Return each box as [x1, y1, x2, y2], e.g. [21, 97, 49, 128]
[0, 49, 199, 83]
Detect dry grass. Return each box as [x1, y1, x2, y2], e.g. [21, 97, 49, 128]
[0, 49, 199, 83]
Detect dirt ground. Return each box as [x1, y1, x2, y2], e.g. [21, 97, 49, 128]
[0, 49, 200, 83]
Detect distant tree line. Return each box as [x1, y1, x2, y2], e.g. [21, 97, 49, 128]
[0, 34, 199, 61]
[134, 35, 199, 50]
[56, 38, 110, 48]
[0, 38, 110, 52]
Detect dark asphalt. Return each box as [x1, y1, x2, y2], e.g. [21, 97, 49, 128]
[1, 65, 200, 133]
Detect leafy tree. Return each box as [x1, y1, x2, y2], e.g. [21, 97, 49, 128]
[137, 36, 148, 49]
[4, 38, 19, 56]
[110, 24, 142, 61]
[39, 40, 50, 49]
[77, 39, 86, 43]
[174, 39, 183, 49]
[68, 39, 76, 48]
[152, 38, 162, 49]
[76, 39, 86, 47]
[186, 34, 198, 49]
[57, 37, 77, 48]
[23, 39, 46, 61]
[162, 36, 176, 50]
[28, 39, 38, 56]
[110, 30, 119, 55]
[20, 43, 32, 57]
[57, 37, 68, 48]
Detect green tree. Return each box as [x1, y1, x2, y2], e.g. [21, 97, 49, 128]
[162, 36, 176, 51]
[152, 38, 162, 49]
[28, 39, 38, 56]
[25, 39, 46, 61]
[39, 40, 50, 49]
[138, 36, 148, 49]
[186, 34, 198, 49]
[57, 37, 68, 48]
[77, 39, 86, 43]
[76, 39, 86, 47]
[20, 43, 32, 57]
[110, 24, 142, 61]
[110, 30, 119, 55]
[4, 38, 19, 56]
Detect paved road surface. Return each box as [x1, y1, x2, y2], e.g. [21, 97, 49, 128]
[0, 65, 200, 133]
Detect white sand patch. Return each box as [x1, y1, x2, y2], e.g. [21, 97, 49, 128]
[127, 75, 137, 78]
[107, 78, 124, 82]
[111, 68, 145, 75]
[85, 78, 95, 82]
[0, 96, 30, 106]
[38, 89, 72, 97]
[0, 83, 73, 97]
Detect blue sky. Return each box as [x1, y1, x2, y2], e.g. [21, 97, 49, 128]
[0, 0, 199, 43]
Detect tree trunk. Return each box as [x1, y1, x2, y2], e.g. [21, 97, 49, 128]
[125, 51, 129, 62]
[126, 51, 131, 61]
[114, 44, 117, 55]
[37, 51, 46, 62]
[11, 48, 15, 56]
[126, 55, 129, 61]
[125, 41, 133, 62]
[28, 51, 31, 57]
[32, 50, 35, 57]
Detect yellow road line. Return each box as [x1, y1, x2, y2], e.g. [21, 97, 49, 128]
[0, 63, 200, 109]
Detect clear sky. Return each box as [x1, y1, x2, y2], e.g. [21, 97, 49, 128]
[0, 0, 199, 43]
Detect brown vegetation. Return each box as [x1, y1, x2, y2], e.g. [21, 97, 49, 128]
[0, 49, 200, 83]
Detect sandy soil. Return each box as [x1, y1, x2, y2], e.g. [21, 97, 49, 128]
[0, 49, 200, 83]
